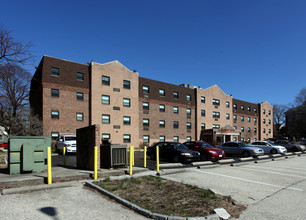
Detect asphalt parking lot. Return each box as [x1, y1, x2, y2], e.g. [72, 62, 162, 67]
[161, 154, 306, 220]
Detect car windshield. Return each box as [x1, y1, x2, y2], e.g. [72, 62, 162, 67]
[65, 137, 76, 141]
[172, 143, 188, 150]
[198, 142, 213, 148]
[267, 141, 275, 145]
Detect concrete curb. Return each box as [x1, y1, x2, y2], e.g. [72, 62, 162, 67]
[85, 179, 220, 220]
[2, 182, 75, 195]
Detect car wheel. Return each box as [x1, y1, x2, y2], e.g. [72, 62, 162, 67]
[149, 153, 155, 160]
[270, 149, 277, 154]
[242, 151, 250, 157]
[201, 154, 207, 161]
[173, 155, 180, 163]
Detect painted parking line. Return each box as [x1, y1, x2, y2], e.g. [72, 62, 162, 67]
[234, 166, 306, 179]
[194, 169, 303, 192]
[256, 164, 306, 172]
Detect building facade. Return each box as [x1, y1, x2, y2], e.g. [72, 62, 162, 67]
[30, 56, 273, 147]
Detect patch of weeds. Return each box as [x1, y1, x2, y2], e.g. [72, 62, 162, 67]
[103, 177, 111, 182]
[201, 190, 217, 199]
[130, 177, 141, 184]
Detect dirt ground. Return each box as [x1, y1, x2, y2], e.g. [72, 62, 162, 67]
[95, 176, 246, 218]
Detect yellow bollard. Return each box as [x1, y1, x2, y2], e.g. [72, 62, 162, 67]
[132, 146, 135, 166]
[94, 146, 98, 180]
[129, 146, 133, 175]
[156, 146, 159, 172]
[63, 146, 66, 167]
[47, 146, 52, 184]
[144, 146, 147, 168]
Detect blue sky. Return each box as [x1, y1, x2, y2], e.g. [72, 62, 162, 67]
[1, 0, 306, 105]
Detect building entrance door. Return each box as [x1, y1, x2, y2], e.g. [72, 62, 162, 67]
[225, 135, 231, 142]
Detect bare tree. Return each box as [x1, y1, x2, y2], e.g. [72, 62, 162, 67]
[0, 24, 33, 65]
[273, 104, 288, 138]
[295, 87, 306, 106]
[0, 63, 32, 134]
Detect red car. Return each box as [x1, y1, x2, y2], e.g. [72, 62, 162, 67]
[0, 143, 8, 148]
[183, 141, 225, 162]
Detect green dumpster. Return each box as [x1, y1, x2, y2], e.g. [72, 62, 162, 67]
[8, 136, 51, 175]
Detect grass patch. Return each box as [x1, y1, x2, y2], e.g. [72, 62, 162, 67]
[94, 176, 246, 218]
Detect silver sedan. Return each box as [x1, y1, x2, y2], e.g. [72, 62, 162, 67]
[249, 141, 287, 154]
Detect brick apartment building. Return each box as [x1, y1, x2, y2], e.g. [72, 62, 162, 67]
[30, 56, 273, 147]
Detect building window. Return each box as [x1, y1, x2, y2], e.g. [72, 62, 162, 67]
[77, 72, 84, 81]
[247, 138, 250, 142]
[254, 118, 257, 123]
[268, 110, 271, 115]
[234, 137, 237, 141]
[143, 135, 150, 143]
[233, 115, 237, 121]
[213, 124, 220, 129]
[268, 129, 271, 134]
[159, 89, 165, 96]
[102, 114, 110, 124]
[186, 136, 191, 141]
[159, 104, 165, 112]
[201, 123, 205, 130]
[159, 120, 165, 128]
[213, 99, 220, 106]
[51, 67, 59, 76]
[123, 116, 131, 125]
[241, 116, 244, 121]
[241, 127, 244, 132]
[254, 108, 257, 113]
[76, 113, 83, 121]
[186, 108, 191, 115]
[213, 112, 220, 118]
[102, 95, 110, 104]
[123, 134, 131, 143]
[241, 105, 244, 111]
[248, 127, 250, 132]
[173, 92, 179, 99]
[143, 102, 149, 110]
[241, 138, 244, 141]
[143, 85, 149, 94]
[186, 95, 191, 101]
[51, 132, 59, 140]
[226, 113, 230, 119]
[102, 133, 110, 140]
[143, 118, 149, 127]
[173, 136, 179, 142]
[233, 104, 237, 109]
[102, 76, 110, 85]
[254, 128, 257, 133]
[123, 80, 130, 89]
[234, 126, 237, 130]
[51, 89, 59, 97]
[160, 136, 165, 142]
[77, 92, 84, 101]
[201, 110, 205, 117]
[226, 102, 230, 108]
[51, 110, 59, 119]
[263, 128, 266, 133]
[247, 107, 251, 112]
[263, 119, 266, 124]
[268, 119, 271, 125]
[173, 106, 179, 114]
[263, 109, 266, 114]
[201, 96, 205, 103]
[173, 121, 179, 129]
[248, 117, 251, 122]
[123, 98, 130, 107]
[186, 122, 191, 129]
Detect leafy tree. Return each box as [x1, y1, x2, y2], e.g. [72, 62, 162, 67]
[0, 24, 33, 65]
[295, 87, 306, 106]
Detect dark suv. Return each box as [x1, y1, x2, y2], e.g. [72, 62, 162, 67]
[147, 142, 200, 163]
[183, 141, 225, 162]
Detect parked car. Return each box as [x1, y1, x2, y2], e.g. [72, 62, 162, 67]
[0, 143, 8, 149]
[249, 141, 287, 154]
[183, 141, 225, 161]
[55, 135, 77, 153]
[216, 141, 264, 157]
[300, 140, 306, 146]
[147, 142, 200, 163]
[274, 140, 305, 152]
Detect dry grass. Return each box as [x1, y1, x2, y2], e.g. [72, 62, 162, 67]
[95, 176, 246, 218]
